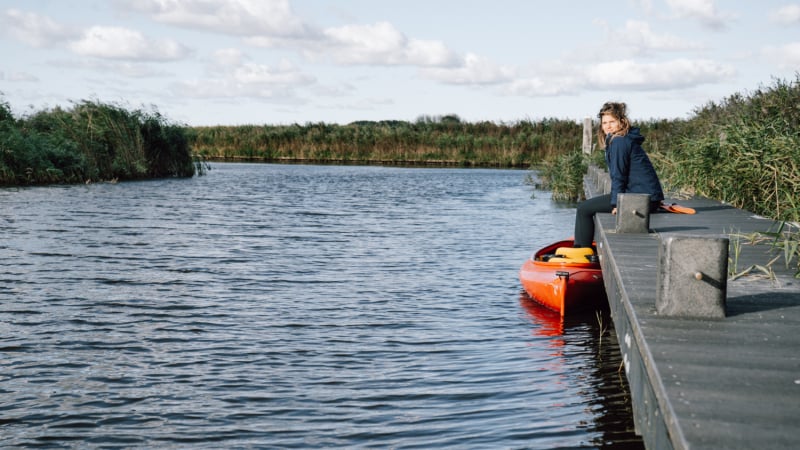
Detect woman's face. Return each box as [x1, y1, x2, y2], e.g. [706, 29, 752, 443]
[601, 114, 621, 135]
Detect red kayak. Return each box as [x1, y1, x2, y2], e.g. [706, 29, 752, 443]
[519, 239, 607, 316]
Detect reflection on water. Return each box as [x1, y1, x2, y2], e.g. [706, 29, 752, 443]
[519, 293, 644, 449]
[0, 163, 641, 448]
[519, 292, 565, 337]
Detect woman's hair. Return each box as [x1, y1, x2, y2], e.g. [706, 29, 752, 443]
[597, 101, 631, 149]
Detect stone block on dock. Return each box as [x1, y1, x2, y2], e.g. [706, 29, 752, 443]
[656, 235, 728, 318]
[616, 193, 651, 234]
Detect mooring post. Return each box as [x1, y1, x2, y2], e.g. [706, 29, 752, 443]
[582, 117, 592, 155]
[656, 235, 729, 318]
[616, 193, 651, 233]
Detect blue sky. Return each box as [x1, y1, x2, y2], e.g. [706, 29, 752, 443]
[1, 0, 799, 126]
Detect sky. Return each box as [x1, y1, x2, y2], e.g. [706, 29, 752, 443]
[1, 0, 799, 126]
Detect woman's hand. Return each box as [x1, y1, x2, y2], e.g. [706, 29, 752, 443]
[611, 207, 617, 215]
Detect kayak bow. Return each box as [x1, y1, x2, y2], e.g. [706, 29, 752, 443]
[519, 239, 607, 316]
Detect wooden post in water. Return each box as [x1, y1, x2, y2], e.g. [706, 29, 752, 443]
[582, 117, 592, 154]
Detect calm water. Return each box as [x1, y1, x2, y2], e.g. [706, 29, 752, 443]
[0, 163, 642, 449]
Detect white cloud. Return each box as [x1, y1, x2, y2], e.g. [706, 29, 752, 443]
[124, 1, 462, 70]
[322, 22, 406, 64]
[403, 39, 458, 67]
[241, 34, 319, 50]
[506, 77, 579, 97]
[322, 21, 458, 67]
[631, 0, 655, 15]
[50, 59, 169, 78]
[763, 42, 800, 69]
[0, 71, 39, 82]
[666, 0, 732, 30]
[420, 53, 515, 85]
[619, 20, 704, 54]
[247, 20, 462, 69]
[68, 26, 191, 61]
[770, 4, 800, 25]
[508, 57, 735, 98]
[586, 58, 735, 90]
[231, 60, 313, 85]
[173, 58, 315, 100]
[575, 19, 704, 64]
[2, 8, 79, 47]
[3, 9, 190, 63]
[120, 0, 313, 38]
[309, 82, 357, 98]
[171, 78, 302, 100]
[212, 48, 246, 67]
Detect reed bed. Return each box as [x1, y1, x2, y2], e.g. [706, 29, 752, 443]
[537, 150, 587, 202]
[0, 100, 197, 185]
[187, 115, 582, 167]
[652, 77, 800, 224]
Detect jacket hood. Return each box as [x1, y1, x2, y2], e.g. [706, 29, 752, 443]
[605, 127, 644, 146]
[626, 127, 644, 144]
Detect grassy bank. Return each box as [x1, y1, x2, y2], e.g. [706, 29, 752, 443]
[0, 100, 198, 185]
[187, 115, 581, 167]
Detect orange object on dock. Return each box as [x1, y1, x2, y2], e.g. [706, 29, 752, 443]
[518, 239, 607, 316]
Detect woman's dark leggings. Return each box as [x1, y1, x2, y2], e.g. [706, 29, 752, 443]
[574, 194, 660, 247]
[573, 194, 613, 248]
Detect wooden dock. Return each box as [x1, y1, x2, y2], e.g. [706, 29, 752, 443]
[585, 168, 800, 449]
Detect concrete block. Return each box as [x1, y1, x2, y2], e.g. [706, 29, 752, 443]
[616, 193, 651, 233]
[656, 235, 728, 318]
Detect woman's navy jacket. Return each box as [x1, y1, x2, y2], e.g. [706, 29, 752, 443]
[604, 127, 664, 206]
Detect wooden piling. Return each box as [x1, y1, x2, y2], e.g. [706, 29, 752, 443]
[582, 117, 593, 155]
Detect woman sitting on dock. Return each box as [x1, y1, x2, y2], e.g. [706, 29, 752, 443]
[573, 102, 664, 249]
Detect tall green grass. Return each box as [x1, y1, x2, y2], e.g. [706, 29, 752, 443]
[537, 150, 588, 202]
[0, 99, 196, 185]
[650, 76, 800, 224]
